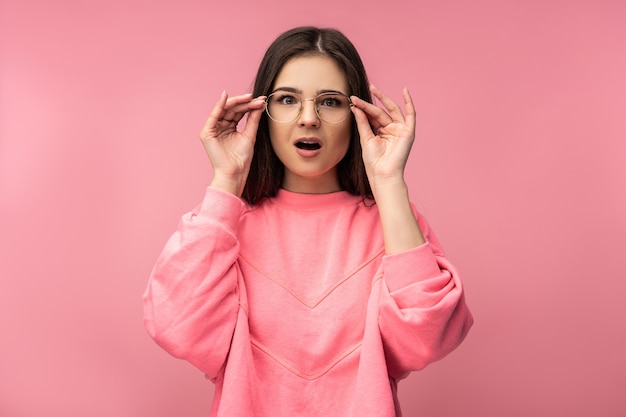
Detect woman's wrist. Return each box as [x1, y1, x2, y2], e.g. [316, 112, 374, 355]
[369, 174, 426, 254]
[368, 173, 407, 199]
[210, 173, 247, 197]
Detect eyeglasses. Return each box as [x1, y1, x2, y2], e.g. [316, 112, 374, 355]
[265, 91, 353, 124]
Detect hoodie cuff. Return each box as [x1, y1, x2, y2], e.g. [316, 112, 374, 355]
[382, 242, 442, 293]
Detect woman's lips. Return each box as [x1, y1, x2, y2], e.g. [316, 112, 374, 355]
[294, 137, 322, 158]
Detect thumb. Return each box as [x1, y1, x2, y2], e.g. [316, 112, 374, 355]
[241, 107, 264, 144]
[350, 105, 375, 143]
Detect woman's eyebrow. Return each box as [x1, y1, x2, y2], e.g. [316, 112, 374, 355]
[318, 89, 347, 95]
[271, 87, 347, 95]
[271, 86, 302, 94]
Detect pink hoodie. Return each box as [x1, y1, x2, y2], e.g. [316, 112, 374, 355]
[143, 186, 473, 416]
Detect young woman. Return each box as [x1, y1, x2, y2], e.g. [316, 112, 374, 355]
[143, 26, 473, 417]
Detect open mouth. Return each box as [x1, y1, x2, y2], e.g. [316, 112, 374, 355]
[295, 141, 322, 150]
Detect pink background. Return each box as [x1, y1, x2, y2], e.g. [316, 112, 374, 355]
[1, 0, 625, 416]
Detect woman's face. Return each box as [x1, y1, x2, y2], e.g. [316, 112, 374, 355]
[268, 55, 352, 194]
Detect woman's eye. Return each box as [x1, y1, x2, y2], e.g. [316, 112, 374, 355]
[277, 95, 298, 105]
[320, 97, 340, 107]
[319, 94, 348, 107]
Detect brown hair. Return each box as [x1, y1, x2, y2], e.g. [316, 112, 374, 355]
[242, 26, 374, 205]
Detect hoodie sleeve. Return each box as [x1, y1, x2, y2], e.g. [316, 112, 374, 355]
[143, 186, 245, 379]
[378, 213, 473, 379]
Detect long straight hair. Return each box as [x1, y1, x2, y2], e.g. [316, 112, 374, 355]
[242, 27, 374, 205]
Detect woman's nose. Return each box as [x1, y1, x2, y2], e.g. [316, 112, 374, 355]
[298, 99, 320, 127]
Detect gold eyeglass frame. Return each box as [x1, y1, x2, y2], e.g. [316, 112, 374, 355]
[264, 92, 354, 124]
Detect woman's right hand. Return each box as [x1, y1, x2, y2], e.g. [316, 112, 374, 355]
[199, 91, 266, 196]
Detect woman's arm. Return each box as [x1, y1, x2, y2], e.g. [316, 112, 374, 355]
[376, 216, 473, 378]
[369, 176, 424, 254]
[351, 85, 424, 254]
[143, 187, 245, 379]
[352, 86, 473, 377]
[144, 92, 265, 377]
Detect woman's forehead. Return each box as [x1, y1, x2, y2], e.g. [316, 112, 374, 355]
[273, 55, 348, 94]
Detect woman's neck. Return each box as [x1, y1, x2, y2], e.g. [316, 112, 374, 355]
[281, 171, 342, 194]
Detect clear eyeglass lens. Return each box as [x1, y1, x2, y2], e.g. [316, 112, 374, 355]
[266, 92, 351, 123]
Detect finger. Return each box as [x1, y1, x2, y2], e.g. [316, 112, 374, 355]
[222, 96, 266, 124]
[370, 85, 405, 123]
[201, 91, 229, 138]
[223, 93, 253, 109]
[350, 95, 392, 131]
[402, 88, 416, 131]
[240, 106, 265, 144]
[350, 104, 376, 142]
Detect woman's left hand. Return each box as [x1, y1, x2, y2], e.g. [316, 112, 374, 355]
[351, 85, 424, 252]
[350, 85, 416, 184]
